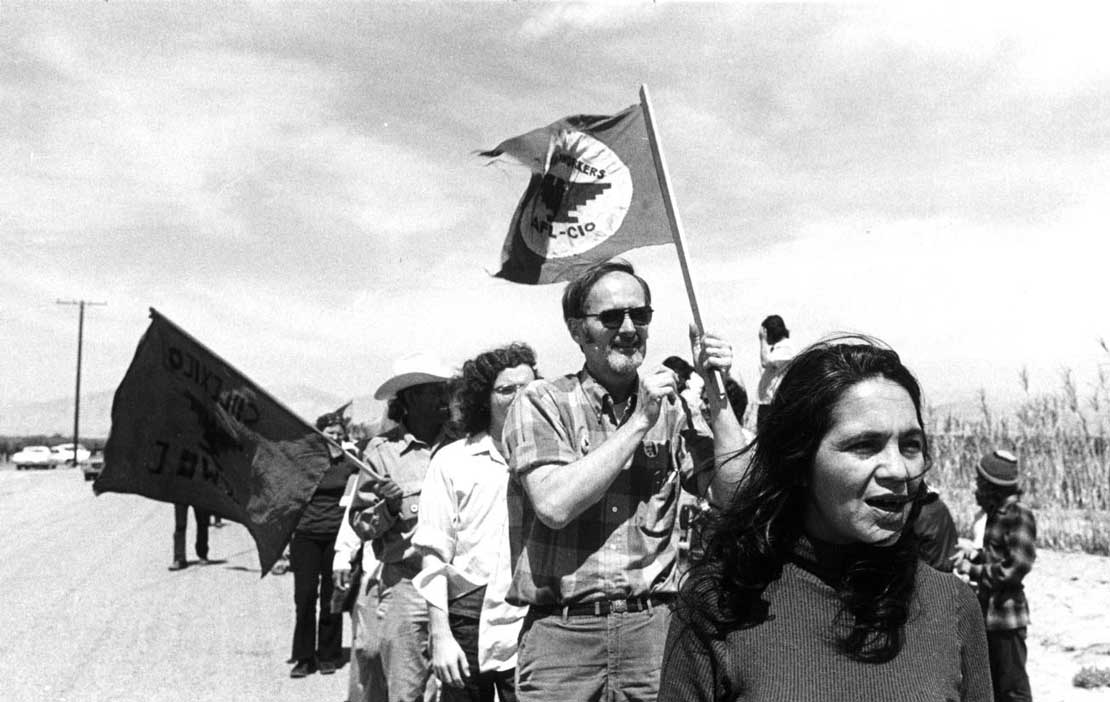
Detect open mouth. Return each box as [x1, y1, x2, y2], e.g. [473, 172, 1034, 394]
[864, 494, 912, 513]
[611, 338, 642, 354]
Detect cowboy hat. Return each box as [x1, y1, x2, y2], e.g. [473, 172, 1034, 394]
[373, 353, 454, 400]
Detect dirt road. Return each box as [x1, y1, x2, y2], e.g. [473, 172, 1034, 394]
[3, 467, 1110, 701]
[2, 467, 347, 702]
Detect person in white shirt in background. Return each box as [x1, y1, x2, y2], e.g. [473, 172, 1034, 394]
[756, 314, 795, 429]
[334, 452, 386, 702]
[412, 343, 539, 702]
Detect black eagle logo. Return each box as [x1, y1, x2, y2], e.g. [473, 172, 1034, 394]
[537, 172, 611, 225]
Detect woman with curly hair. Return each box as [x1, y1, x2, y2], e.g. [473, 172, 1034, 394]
[660, 339, 991, 701]
[412, 343, 538, 702]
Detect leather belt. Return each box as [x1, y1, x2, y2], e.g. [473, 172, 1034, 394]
[530, 594, 675, 618]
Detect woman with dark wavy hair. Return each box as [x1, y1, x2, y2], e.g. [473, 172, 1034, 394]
[412, 343, 538, 702]
[660, 339, 991, 701]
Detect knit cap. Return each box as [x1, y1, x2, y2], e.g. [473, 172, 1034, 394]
[977, 449, 1019, 486]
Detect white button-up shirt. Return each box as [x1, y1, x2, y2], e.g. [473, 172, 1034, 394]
[412, 433, 526, 673]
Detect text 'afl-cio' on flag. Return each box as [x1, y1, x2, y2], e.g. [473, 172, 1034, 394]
[481, 104, 672, 284]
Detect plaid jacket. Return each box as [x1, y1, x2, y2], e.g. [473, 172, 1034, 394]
[502, 367, 712, 606]
[969, 495, 1036, 631]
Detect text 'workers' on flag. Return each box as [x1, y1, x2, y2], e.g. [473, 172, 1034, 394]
[481, 104, 672, 284]
[95, 309, 363, 575]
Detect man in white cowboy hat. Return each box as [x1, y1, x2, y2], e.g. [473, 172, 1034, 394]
[349, 353, 454, 702]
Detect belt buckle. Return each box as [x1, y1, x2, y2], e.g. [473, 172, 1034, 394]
[610, 599, 628, 614]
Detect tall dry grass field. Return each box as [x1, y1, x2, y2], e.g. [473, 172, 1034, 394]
[925, 350, 1110, 555]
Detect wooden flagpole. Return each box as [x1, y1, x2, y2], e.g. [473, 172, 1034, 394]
[639, 84, 728, 406]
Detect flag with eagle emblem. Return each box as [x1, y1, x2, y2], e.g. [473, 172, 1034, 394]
[481, 104, 672, 284]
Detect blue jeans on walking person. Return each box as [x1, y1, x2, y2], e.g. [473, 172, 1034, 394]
[515, 604, 672, 702]
[350, 579, 388, 702]
[378, 565, 435, 702]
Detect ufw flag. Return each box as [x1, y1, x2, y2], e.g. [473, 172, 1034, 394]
[482, 104, 671, 284]
[95, 309, 360, 575]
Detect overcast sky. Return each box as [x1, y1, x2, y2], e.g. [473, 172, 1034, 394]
[2, 3, 1108, 421]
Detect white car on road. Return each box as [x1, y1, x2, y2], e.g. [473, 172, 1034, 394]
[52, 443, 92, 466]
[13, 445, 56, 470]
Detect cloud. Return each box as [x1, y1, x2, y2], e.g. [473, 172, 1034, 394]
[518, 3, 643, 40]
[3, 3, 1108, 416]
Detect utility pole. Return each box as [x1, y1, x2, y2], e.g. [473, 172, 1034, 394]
[56, 299, 106, 467]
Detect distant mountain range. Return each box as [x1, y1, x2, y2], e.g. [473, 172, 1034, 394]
[0, 384, 385, 438]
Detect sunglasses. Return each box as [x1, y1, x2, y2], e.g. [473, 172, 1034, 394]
[579, 305, 654, 329]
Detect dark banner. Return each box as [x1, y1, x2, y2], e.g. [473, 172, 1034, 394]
[95, 309, 360, 575]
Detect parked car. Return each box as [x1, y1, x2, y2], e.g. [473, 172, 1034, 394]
[83, 452, 104, 482]
[13, 445, 56, 470]
[51, 443, 92, 466]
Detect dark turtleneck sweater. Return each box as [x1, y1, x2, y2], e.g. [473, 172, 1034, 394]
[660, 537, 992, 701]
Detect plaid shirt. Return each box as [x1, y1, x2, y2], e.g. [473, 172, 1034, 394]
[349, 425, 441, 572]
[502, 367, 711, 606]
[969, 495, 1036, 631]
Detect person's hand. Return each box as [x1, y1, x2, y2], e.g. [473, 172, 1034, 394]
[376, 478, 404, 515]
[333, 568, 351, 590]
[430, 630, 470, 689]
[950, 547, 976, 577]
[953, 555, 974, 577]
[690, 326, 734, 378]
[633, 366, 679, 430]
[953, 541, 978, 563]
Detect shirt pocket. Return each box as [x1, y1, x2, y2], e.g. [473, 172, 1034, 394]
[631, 440, 674, 497]
[398, 487, 421, 528]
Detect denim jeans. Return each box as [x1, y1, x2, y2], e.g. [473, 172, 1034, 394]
[379, 567, 434, 702]
[515, 605, 672, 702]
[350, 579, 388, 702]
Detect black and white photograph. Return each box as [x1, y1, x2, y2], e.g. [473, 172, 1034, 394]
[2, 3, 1108, 701]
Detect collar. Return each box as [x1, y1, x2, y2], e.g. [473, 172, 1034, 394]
[790, 534, 856, 587]
[576, 365, 639, 424]
[391, 423, 446, 456]
[459, 432, 506, 464]
[994, 493, 1022, 516]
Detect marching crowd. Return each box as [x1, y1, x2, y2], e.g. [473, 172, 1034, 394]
[172, 259, 1037, 702]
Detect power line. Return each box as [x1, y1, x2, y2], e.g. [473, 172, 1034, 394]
[56, 299, 106, 466]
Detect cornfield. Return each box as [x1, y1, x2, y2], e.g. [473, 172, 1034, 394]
[924, 347, 1110, 555]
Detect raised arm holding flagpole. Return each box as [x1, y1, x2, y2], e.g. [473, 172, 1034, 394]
[638, 83, 729, 408]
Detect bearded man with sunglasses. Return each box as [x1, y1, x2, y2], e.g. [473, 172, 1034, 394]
[502, 259, 748, 702]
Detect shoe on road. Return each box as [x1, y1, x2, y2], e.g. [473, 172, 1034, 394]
[289, 660, 316, 678]
[318, 659, 338, 675]
[167, 560, 187, 571]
